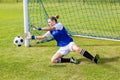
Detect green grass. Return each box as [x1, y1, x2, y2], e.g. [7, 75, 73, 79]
[0, 3, 120, 80]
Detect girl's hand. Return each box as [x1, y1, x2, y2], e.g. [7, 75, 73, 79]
[25, 32, 31, 40]
[31, 25, 38, 30]
[31, 25, 42, 30]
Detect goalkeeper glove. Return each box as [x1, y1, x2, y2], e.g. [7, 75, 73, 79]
[31, 25, 42, 31]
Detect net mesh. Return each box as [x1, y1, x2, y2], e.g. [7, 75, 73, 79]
[27, 0, 120, 44]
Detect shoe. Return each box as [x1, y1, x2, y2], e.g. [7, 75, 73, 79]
[94, 54, 100, 64]
[70, 57, 80, 64]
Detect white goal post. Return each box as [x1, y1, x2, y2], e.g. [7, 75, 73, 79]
[23, 0, 30, 47]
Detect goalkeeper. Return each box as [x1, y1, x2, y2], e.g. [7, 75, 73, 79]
[26, 15, 100, 64]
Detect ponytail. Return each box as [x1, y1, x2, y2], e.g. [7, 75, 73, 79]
[49, 15, 59, 23]
[55, 15, 59, 19]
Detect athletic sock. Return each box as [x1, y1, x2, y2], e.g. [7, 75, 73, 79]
[58, 58, 70, 63]
[80, 49, 94, 61]
[61, 58, 70, 63]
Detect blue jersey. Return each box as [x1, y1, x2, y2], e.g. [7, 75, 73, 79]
[50, 26, 73, 47]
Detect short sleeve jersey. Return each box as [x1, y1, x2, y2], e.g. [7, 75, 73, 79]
[44, 23, 73, 47]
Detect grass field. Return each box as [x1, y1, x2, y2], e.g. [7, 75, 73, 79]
[0, 3, 120, 80]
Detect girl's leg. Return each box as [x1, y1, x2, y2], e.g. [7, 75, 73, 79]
[51, 52, 79, 64]
[51, 52, 64, 63]
[71, 45, 99, 64]
[51, 43, 80, 64]
[51, 52, 75, 63]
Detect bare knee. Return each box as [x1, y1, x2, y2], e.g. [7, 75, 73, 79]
[51, 53, 64, 63]
[73, 47, 82, 53]
[76, 48, 81, 52]
[51, 58, 58, 63]
[72, 45, 82, 53]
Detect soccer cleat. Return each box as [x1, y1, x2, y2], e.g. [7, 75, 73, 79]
[70, 57, 80, 64]
[94, 54, 100, 64]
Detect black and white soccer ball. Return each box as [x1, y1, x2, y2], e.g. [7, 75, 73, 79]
[14, 36, 24, 47]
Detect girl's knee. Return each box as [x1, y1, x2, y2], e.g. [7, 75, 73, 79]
[51, 58, 57, 63]
[72, 45, 82, 53]
[74, 47, 82, 53]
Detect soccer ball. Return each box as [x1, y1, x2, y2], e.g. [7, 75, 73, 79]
[14, 36, 24, 47]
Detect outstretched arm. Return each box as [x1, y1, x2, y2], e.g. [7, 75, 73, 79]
[34, 35, 47, 40]
[26, 31, 51, 40]
[31, 25, 55, 31]
[42, 26, 55, 31]
[25, 32, 47, 40]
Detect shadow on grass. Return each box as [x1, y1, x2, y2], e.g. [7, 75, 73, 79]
[48, 56, 120, 69]
[79, 56, 120, 65]
[98, 56, 120, 64]
[49, 64, 66, 68]
[98, 56, 120, 72]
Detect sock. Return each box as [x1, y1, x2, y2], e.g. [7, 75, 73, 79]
[57, 58, 70, 63]
[80, 49, 94, 61]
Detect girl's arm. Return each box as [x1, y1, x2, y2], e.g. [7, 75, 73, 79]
[41, 26, 55, 31]
[26, 31, 51, 40]
[32, 25, 55, 31]
[35, 35, 47, 40]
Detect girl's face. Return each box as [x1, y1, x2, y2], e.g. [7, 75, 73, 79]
[48, 19, 56, 26]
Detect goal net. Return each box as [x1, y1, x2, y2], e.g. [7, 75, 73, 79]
[23, 0, 120, 47]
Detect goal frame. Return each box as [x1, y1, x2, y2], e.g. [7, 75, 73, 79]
[23, 0, 120, 47]
[23, 0, 30, 47]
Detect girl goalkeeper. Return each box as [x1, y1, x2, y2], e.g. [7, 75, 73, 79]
[26, 15, 100, 64]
